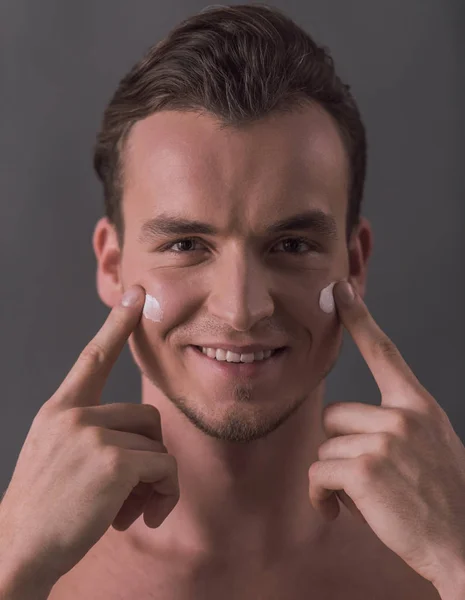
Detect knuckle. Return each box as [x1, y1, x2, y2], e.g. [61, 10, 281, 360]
[356, 454, 379, 482]
[168, 458, 180, 494]
[142, 403, 162, 436]
[34, 400, 57, 423]
[159, 440, 170, 453]
[308, 460, 320, 479]
[317, 440, 330, 461]
[103, 445, 125, 475]
[110, 310, 128, 330]
[79, 342, 107, 373]
[389, 410, 411, 437]
[146, 438, 165, 453]
[165, 454, 179, 479]
[85, 425, 106, 448]
[376, 432, 395, 456]
[38, 391, 71, 420]
[418, 397, 442, 421]
[169, 453, 179, 473]
[65, 407, 87, 429]
[143, 403, 161, 420]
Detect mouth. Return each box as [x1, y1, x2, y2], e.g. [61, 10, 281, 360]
[189, 345, 288, 378]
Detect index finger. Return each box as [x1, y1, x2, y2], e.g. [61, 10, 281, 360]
[57, 285, 146, 406]
[333, 281, 420, 397]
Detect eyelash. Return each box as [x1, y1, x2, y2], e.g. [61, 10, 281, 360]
[162, 237, 320, 255]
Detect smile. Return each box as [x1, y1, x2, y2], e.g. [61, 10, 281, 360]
[190, 345, 288, 379]
[196, 346, 281, 363]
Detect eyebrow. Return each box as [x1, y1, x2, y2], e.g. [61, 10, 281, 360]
[138, 209, 339, 243]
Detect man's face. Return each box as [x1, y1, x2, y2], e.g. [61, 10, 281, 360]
[110, 104, 360, 442]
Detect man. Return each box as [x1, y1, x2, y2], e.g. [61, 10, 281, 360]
[2, 4, 463, 599]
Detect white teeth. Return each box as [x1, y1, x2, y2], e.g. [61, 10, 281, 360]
[226, 351, 241, 363]
[199, 347, 277, 362]
[215, 349, 227, 361]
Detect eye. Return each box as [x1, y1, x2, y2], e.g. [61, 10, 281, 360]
[164, 238, 205, 253]
[161, 237, 320, 255]
[272, 237, 319, 254]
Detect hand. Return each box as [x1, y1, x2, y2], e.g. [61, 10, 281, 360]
[308, 280, 465, 592]
[0, 285, 180, 587]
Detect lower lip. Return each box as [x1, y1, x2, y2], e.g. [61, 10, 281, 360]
[188, 345, 288, 378]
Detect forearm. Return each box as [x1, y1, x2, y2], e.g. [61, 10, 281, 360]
[0, 564, 55, 600]
[0, 553, 55, 600]
[0, 579, 52, 600]
[0, 574, 53, 600]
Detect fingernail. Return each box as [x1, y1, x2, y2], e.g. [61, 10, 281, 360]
[121, 287, 140, 307]
[338, 281, 355, 306]
[319, 282, 336, 314]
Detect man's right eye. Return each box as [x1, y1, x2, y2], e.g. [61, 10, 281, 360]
[164, 238, 205, 253]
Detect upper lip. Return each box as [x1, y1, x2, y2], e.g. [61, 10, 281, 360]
[193, 343, 286, 353]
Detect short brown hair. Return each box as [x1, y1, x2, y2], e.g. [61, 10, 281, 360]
[93, 3, 367, 248]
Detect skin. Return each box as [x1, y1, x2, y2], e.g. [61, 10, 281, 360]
[92, 103, 373, 568]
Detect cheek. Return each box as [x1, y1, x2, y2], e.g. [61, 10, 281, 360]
[127, 271, 203, 385]
[139, 271, 203, 330]
[277, 271, 341, 332]
[271, 272, 343, 385]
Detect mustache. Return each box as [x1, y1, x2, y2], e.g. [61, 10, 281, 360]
[179, 318, 292, 341]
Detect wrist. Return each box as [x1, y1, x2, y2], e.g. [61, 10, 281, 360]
[434, 563, 465, 600]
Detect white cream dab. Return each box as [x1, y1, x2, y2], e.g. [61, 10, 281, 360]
[143, 293, 164, 322]
[319, 282, 336, 314]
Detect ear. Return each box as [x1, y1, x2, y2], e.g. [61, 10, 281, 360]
[92, 217, 123, 309]
[347, 216, 373, 300]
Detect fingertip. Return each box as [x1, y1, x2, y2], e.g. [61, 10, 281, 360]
[334, 280, 355, 308]
[121, 285, 146, 308]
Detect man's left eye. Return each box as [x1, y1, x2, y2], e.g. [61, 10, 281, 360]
[273, 238, 317, 254]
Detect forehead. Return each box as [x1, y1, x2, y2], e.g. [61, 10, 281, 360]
[122, 104, 349, 229]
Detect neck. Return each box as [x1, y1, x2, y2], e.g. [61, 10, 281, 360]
[122, 376, 331, 561]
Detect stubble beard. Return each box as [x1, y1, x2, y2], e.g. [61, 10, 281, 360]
[137, 341, 341, 443]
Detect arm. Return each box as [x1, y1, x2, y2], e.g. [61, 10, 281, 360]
[0, 575, 53, 600]
[0, 569, 55, 600]
[0, 550, 56, 600]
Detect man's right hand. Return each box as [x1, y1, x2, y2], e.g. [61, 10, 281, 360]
[0, 285, 179, 588]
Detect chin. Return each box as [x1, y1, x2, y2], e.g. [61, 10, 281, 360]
[164, 387, 311, 444]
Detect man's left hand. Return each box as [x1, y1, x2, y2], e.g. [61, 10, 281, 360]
[308, 280, 465, 594]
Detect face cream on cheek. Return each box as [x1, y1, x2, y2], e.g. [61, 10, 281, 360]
[143, 293, 164, 322]
[319, 281, 336, 314]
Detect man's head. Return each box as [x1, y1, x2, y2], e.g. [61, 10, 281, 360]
[92, 4, 372, 443]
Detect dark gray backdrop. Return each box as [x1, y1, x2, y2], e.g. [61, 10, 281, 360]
[1, 0, 464, 493]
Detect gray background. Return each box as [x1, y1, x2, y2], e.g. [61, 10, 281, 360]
[1, 0, 464, 493]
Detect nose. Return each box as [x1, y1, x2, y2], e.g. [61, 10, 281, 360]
[206, 247, 275, 331]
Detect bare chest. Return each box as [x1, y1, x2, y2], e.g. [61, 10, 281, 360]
[47, 544, 440, 600]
